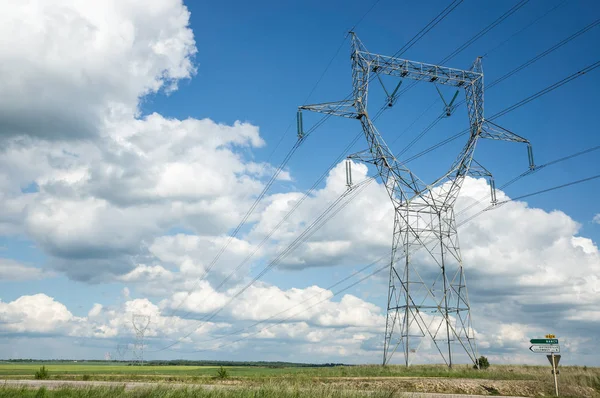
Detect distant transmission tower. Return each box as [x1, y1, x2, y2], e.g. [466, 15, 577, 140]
[116, 343, 128, 362]
[298, 33, 534, 367]
[132, 314, 150, 365]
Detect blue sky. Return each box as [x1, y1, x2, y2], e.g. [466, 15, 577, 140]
[0, 0, 599, 366]
[147, 0, 600, 232]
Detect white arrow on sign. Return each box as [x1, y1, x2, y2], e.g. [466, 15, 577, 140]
[530, 344, 560, 353]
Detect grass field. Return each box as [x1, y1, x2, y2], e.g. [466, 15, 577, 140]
[0, 363, 292, 378]
[0, 385, 396, 398]
[0, 363, 599, 397]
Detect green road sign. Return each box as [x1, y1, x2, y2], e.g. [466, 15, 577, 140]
[530, 338, 559, 344]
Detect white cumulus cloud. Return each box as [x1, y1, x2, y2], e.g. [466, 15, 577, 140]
[0, 0, 196, 140]
[0, 258, 54, 281]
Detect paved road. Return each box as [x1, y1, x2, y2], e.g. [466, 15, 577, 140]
[1, 379, 529, 398]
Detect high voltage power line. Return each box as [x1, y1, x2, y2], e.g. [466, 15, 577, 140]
[160, 0, 461, 324]
[211, 144, 600, 352]
[401, 59, 600, 164]
[487, 17, 600, 89]
[148, 176, 377, 352]
[191, 256, 389, 345]
[163, 0, 385, 320]
[482, 0, 569, 58]
[164, 160, 599, 355]
[391, 0, 464, 58]
[265, 0, 385, 162]
[394, 0, 530, 100]
[391, 17, 600, 160]
[439, 0, 530, 65]
[459, 174, 600, 227]
[144, 4, 597, 356]
[386, 1, 577, 152]
[160, 0, 574, 326]
[453, 144, 600, 222]
[151, 62, 599, 353]
[147, 2, 579, 353]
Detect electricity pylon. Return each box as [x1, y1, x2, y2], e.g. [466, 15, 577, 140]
[116, 343, 128, 361]
[132, 314, 150, 365]
[298, 33, 534, 367]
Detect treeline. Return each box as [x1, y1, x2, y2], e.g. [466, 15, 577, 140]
[1, 359, 348, 368]
[1, 359, 110, 363]
[143, 360, 348, 368]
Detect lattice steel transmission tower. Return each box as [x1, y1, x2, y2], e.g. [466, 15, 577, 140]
[298, 34, 534, 367]
[116, 343, 128, 362]
[132, 314, 150, 365]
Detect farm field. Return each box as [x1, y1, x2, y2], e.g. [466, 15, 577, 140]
[0, 384, 403, 398]
[0, 363, 599, 397]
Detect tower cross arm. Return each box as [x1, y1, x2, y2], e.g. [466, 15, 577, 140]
[360, 51, 483, 87]
[299, 100, 359, 119]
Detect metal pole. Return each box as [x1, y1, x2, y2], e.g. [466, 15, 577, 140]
[404, 211, 410, 367]
[552, 353, 559, 396]
[440, 212, 452, 368]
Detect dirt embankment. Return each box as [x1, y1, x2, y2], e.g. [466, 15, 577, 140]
[312, 376, 598, 397]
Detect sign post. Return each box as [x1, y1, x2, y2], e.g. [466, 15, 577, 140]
[547, 353, 561, 397]
[529, 334, 560, 397]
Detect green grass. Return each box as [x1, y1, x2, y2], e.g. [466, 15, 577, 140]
[0, 363, 599, 381]
[0, 386, 390, 398]
[0, 364, 297, 378]
[0, 363, 598, 397]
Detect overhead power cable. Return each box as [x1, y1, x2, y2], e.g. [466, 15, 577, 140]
[447, 16, 600, 111]
[439, 0, 530, 65]
[482, 0, 569, 58]
[166, 138, 300, 319]
[493, 60, 600, 119]
[282, 59, 600, 304]
[395, 0, 529, 99]
[164, 0, 384, 319]
[149, 176, 376, 352]
[267, 0, 383, 161]
[150, 1, 558, 350]
[369, 0, 533, 168]
[164, 8, 596, 358]
[391, 0, 464, 58]
[160, 63, 600, 352]
[458, 174, 600, 227]
[176, 260, 391, 354]
[152, 0, 462, 345]
[454, 143, 600, 222]
[395, 19, 600, 160]
[488, 17, 600, 90]
[161, 4, 584, 344]
[401, 58, 600, 163]
[501, 174, 600, 203]
[395, 114, 444, 159]
[193, 255, 388, 345]
[153, 60, 598, 353]
[168, 166, 599, 354]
